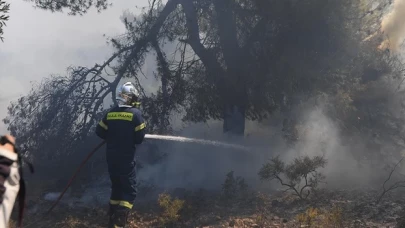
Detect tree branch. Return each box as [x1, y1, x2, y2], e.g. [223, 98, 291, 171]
[274, 174, 303, 200]
[377, 158, 405, 203]
[180, 0, 225, 84]
[116, 0, 180, 83]
[152, 39, 171, 132]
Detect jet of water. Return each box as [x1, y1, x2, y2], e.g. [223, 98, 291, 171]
[144, 134, 250, 151]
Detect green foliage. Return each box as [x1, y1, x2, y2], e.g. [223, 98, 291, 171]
[157, 192, 185, 227]
[259, 155, 327, 200]
[0, 0, 10, 42]
[221, 171, 248, 202]
[26, 0, 110, 15]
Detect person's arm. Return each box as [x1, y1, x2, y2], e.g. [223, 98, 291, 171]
[96, 113, 108, 139]
[0, 135, 20, 227]
[133, 110, 146, 145]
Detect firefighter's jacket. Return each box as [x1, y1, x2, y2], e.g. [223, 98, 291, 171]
[96, 105, 146, 175]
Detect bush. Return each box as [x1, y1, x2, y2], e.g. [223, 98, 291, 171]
[297, 207, 319, 227]
[258, 155, 327, 199]
[157, 192, 185, 227]
[296, 206, 344, 228]
[321, 206, 344, 228]
[395, 208, 405, 228]
[221, 171, 248, 202]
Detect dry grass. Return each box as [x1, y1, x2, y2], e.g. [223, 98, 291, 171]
[296, 206, 344, 228]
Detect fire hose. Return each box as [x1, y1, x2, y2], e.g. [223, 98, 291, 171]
[24, 140, 106, 228]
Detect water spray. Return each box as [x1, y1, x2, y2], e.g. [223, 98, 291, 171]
[145, 134, 250, 151]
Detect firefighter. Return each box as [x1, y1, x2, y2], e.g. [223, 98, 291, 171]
[95, 82, 146, 228]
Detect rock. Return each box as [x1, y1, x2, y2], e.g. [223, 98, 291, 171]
[242, 218, 256, 226]
[43, 192, 62, 201]
[27, 204, 39, 215]
[272, 200, 280, 207]
[282, 218, 288, 223]
[229, 220, 235, 227]
[353, 219, 364, 228]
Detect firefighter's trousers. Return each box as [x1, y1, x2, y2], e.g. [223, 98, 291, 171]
[108, 167, 137, 228]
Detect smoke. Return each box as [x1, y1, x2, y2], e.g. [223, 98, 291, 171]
[137, 121, 264, 190]
[280, 106, 379, 188]
[379, 0, 405, 51]
[132, 98, 390, 193]
[47, 98, 392, 207]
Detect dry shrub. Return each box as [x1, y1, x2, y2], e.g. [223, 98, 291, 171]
[259, 155, 327, 200]
[157, 192, 185, 227]
[297, 207, 319, 227]
[321, 206, 344, 228]
[296, 206, 344, 228]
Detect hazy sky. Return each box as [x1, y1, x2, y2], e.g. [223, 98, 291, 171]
[0, 0, 151, 134]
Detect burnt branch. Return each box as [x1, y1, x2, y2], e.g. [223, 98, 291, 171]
[377, 158, 405, 203]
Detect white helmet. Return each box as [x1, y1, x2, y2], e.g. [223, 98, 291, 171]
[116, 82, 140, 106]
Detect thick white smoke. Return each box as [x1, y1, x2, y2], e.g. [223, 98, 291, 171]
[379, 0, 405, 51]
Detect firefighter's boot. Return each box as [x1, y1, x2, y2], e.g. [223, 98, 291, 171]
[108, 204, 131, 228]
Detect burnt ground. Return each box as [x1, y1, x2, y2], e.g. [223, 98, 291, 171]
[9, 186, 405, 228]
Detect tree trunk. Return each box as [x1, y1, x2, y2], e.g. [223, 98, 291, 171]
[183, 0, 248, 136]
[212, 0, 247, 136]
